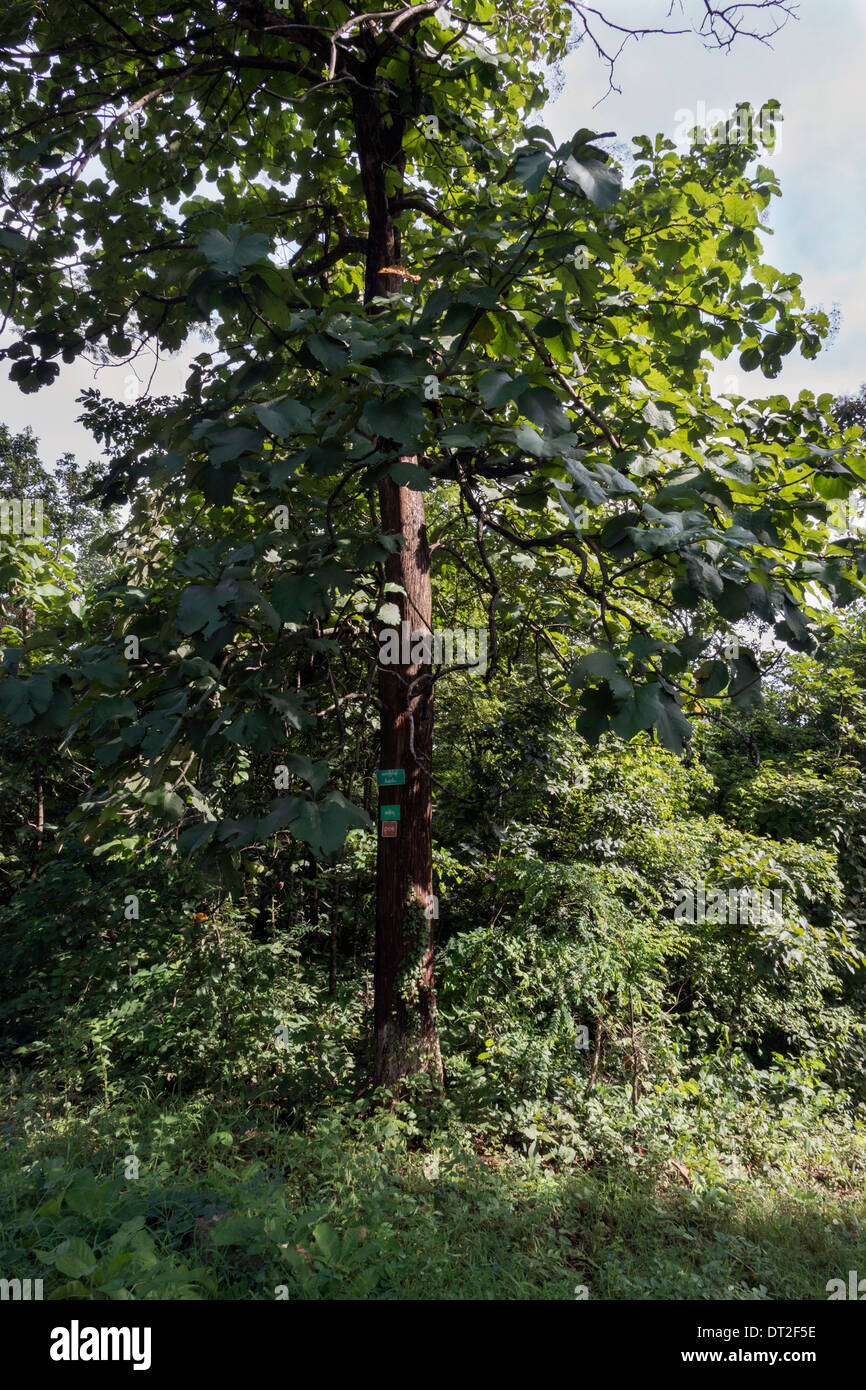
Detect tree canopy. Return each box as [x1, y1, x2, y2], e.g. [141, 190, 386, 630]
[0, 0, 863, 1084]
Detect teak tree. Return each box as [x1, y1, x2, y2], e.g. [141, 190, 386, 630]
[1, 0, 864, 1088]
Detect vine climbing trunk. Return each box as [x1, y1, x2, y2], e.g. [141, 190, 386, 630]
[354, 88, 443, 1090]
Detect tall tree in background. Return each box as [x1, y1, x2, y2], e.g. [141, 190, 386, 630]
[1, 0, 864, 1089]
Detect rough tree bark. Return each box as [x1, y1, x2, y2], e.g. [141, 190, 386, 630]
[354, 88, 443, 1089]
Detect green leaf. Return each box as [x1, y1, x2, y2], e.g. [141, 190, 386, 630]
[642, 401, 676, 433]
[312, 1222, 341, 1263]
[271, 573, 325, 625]
[514, 422, 548, 457]
[282, 754, 330, 795]
[730, 651, 762, 708]
[53, 1237, 98, 1278]
[654, 688, 692, 753]
[362, 396, 426, 446]
[514, 149, 550, 193]
[517, 385, 569, 434]
[199, 224, 269, 274]
[575, 684, 615, 742]
[0, 674, 52, 725]
[223, 710, 280, 754]
[569, 649, 620, 689]
[697, 660, 729, 698]
[64, 1174, 102, 1215]
[177, 580, 237, 636]
[611, 682, 662, 739]
[253, 400, 312, 437]
[0, 227, 31, 253]
[562, 155, 622, 208]
[388, 459, 431, 489]
[774, 597, 815, 653]
[178, 822, 217, 855]
[209, 1214, 257, 1247]
[306, 333, 349, 372]
[478, 369, 530, 408]
[290, 792, 371, 858]
[208, 427, 263, 465]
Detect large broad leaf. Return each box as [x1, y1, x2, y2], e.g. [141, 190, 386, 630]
[611, 682, 663, 739]
[289, 792, 371, 858]
[177, 822, 217, 855]
[162, 790, 186, 822]
[208, 427, 263, 465]
[517, 385, 570, 434]
[642, 401, 676, 433]
[177, 580, 238, 637]
[514, 149, 551, 193]
[696, 660, 730, 698]
[388, 459, 432, 490]
[223, 710, 281, 754]
[216, 815, 261, 849]
[564, 458, 608, 506]
[774, 596, 815, 653]
[478, 368, 531, 408]
[362, 395, 426, 446]
[0, 227, 31, 253]
[576, 684, 616, 742]
[52, 1236, 98, 1278]
[282, 754, 330, 795]
[562, 154, 622, 209]
[712, 577, 774, 623]
[63, 1173, 104, 1215]
[569, 649, 621, 690]
[199, 225, 269, 275]
[89, 695, 137, 730]
[209, 1213, 259, 1247]
[684, 551, 724, 597]
[654, 688, 693, 753]
[514, 422, 556, 458]
[253, 400, 312, 437]
[306, 332, 349, 372]
[270, 574, 324, 624]
[730, 651, 762, 708]
[0, 671, 54, 725]
[599, 511, 640, 558]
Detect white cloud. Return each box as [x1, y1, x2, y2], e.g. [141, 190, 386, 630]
[549, 0, 866, 399]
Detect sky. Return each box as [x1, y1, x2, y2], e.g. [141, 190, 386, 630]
[547, 0, 866, 399]
[1, 0, 864, 467]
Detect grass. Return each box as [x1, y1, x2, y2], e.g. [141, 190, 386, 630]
[1, 1077, 864, 1300]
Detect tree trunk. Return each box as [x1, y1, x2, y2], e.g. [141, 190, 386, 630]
[373, 480, 441, 1087]
[353, 90, 443, 1090]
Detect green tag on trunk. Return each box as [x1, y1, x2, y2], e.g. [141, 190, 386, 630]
[380, 804, 401, 821]
[376, 769, 405, 786]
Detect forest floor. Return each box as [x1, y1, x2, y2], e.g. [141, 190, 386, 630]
[2, 1081, 864, 1300]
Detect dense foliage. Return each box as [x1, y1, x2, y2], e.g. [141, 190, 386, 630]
[1, 465, 865, 1294]
[0, 0, 864, 1301]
